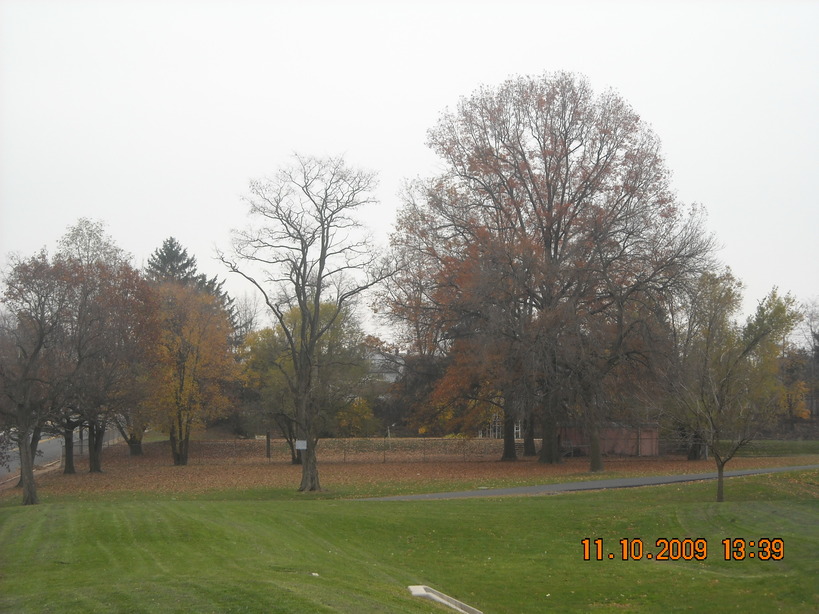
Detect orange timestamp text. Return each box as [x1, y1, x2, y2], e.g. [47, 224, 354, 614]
[581, 537, 784, 561]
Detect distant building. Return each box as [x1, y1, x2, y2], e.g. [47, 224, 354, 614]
[558, 423, 659, 457]
[367, 349, 404, 383]
[479, 414, 659, 457]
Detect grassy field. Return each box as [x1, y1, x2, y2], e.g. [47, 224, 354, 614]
[735, 438, 819, 456]
[0, 441, 817, 613]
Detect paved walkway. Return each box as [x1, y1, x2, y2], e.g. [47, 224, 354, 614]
[366, 464, 819, 501]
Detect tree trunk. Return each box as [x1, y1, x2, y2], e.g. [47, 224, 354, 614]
[299, 435, 320, 491]
[275, 415, 301, 464]
[715, 460, 725, 502]
[500, 411, 517, 461]
[286, 439, 301, 465]
[169, 428, 178, 464]
[17, 425, 42, 488]
[178, 434, 189, 466]
[523, 417, 537, 457]
[29, 424, 42, 461]
[17, 425, 39, 505]
[114, 419, 144, 456]
[87, 420, 106, 473]
[687, 430, 706, 460]
[296, 370, 319, 489]
[170, 429, 190, 466]
[126, 435, 144, 456]
[63, 427, 76, 474]
[169, 413, 191, 466]
[538, 413, 562, 464]
[589, 424, 604, 472]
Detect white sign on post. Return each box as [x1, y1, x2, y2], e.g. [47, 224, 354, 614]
[295, 440, 307, 450]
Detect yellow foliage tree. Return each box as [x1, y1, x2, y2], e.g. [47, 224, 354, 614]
[240, 303, 369, 460]
[672, 274, 801, 502]
[151, 283, 237, 465]
[781, 380, 810, 421]
[335, 397, 377, 437]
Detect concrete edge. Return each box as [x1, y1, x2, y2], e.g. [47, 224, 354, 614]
[408, 585, 483, 614]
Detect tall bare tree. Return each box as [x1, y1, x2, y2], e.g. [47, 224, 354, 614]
[221, 154, 393, 491]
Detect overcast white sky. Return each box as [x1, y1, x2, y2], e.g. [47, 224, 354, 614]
[1, 0, 817, 325]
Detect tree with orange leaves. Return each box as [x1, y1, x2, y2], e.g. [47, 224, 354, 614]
[55, 219, 158, 473]
[389, 72, 714, 468]
[0, 251, 75, 504]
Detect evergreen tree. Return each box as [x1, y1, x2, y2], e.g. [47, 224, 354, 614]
[145, 237, 200, 285]
[146, 238, 236, 331]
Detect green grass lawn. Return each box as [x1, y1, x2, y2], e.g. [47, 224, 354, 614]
[735, 439, 819, 456]
[1, 468, 817, 613]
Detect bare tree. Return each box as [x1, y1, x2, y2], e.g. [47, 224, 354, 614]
[0, 252, 75, 504]
[220, 154, 393, 491]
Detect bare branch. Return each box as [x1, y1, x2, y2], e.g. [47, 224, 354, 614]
[222, 154, 395, 491]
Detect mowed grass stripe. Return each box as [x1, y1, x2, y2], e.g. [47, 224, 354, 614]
[0, 500, 442, 613]
[1, 470, 817, 613]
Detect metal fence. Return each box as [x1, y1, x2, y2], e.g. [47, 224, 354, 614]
[138, 437, 512, 464]
[143, 435, 669, 465]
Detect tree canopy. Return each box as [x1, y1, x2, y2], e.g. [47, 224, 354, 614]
[148, 282, 238, 466]
[386, 71, 715, 468]
[1, 72, 812, 506]
[668, 271, 801, 501]
[147, 237, 236, 330]
[241, 303, 370, 462]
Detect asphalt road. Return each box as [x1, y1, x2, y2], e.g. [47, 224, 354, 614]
[366, 464, 819, 501]
[0, 430, 120, 487]
[0, 436, 65, 486]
